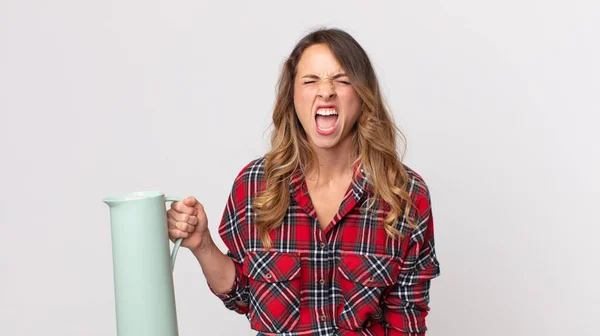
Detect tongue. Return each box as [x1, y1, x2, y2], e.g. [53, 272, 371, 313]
[316, 115, 337, 129]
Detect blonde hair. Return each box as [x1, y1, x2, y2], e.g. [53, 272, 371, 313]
[253, 28, 415, 249]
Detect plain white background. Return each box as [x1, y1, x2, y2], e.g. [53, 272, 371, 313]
[1, 1, 599, 335]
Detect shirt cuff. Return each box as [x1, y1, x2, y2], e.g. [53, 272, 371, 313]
[207, 258, 249, 315]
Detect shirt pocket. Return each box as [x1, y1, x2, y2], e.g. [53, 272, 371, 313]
[243, 251, 302, 333]
[336, 253, 400, 331]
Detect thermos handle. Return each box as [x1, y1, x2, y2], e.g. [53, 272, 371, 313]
[165, 196, 184, 272]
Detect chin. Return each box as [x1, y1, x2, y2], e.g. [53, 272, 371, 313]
[309, 133, 343, 150]
[312, 140, 338, 150]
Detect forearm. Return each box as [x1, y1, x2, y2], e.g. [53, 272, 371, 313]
[191, 234, 237, 294]
[383, 267, 438, 334]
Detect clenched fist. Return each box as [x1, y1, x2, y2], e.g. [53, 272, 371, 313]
[166, 196, 211, 251]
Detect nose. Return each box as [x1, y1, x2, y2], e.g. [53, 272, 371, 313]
[317, 80, 336, 100]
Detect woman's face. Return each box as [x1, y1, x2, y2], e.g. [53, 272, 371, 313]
[293, 44, 361, 152]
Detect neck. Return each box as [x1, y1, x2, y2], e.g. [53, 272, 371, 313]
[305, 137, 357, 187]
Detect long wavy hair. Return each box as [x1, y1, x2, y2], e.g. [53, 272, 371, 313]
[253, 27, 415, 249]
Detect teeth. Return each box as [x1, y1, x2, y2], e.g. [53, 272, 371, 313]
[316, 108, 338, 116]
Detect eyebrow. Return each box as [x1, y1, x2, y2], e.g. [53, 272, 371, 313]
[301, 73, 348, 80]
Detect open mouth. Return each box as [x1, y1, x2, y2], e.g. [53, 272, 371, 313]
[315, 108, 339, 135]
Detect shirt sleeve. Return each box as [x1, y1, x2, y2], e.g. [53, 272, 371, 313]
[207, 170, 250, 315]
[382, 185, 441, 335]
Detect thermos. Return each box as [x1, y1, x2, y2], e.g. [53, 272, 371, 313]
[103, 191, 183, 336]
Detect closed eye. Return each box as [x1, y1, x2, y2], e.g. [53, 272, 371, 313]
[303, 80, 351, 85]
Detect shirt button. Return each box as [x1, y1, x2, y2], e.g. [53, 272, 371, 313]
[319, 279, 325, 285]
[320, 315, 327, 322]
[319, 242, 326, 248]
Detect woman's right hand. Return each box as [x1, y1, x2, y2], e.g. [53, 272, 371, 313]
[167, 196, 211, 251]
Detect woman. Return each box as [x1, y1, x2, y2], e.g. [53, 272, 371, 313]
[167, 28, 440, 336]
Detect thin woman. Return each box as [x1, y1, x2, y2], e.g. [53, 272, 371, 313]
[167, 28, 441, 336]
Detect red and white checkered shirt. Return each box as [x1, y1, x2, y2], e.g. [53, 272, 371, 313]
[209, 157, 440, 336]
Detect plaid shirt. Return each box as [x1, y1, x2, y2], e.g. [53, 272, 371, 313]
[209, 157, 440, 336]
